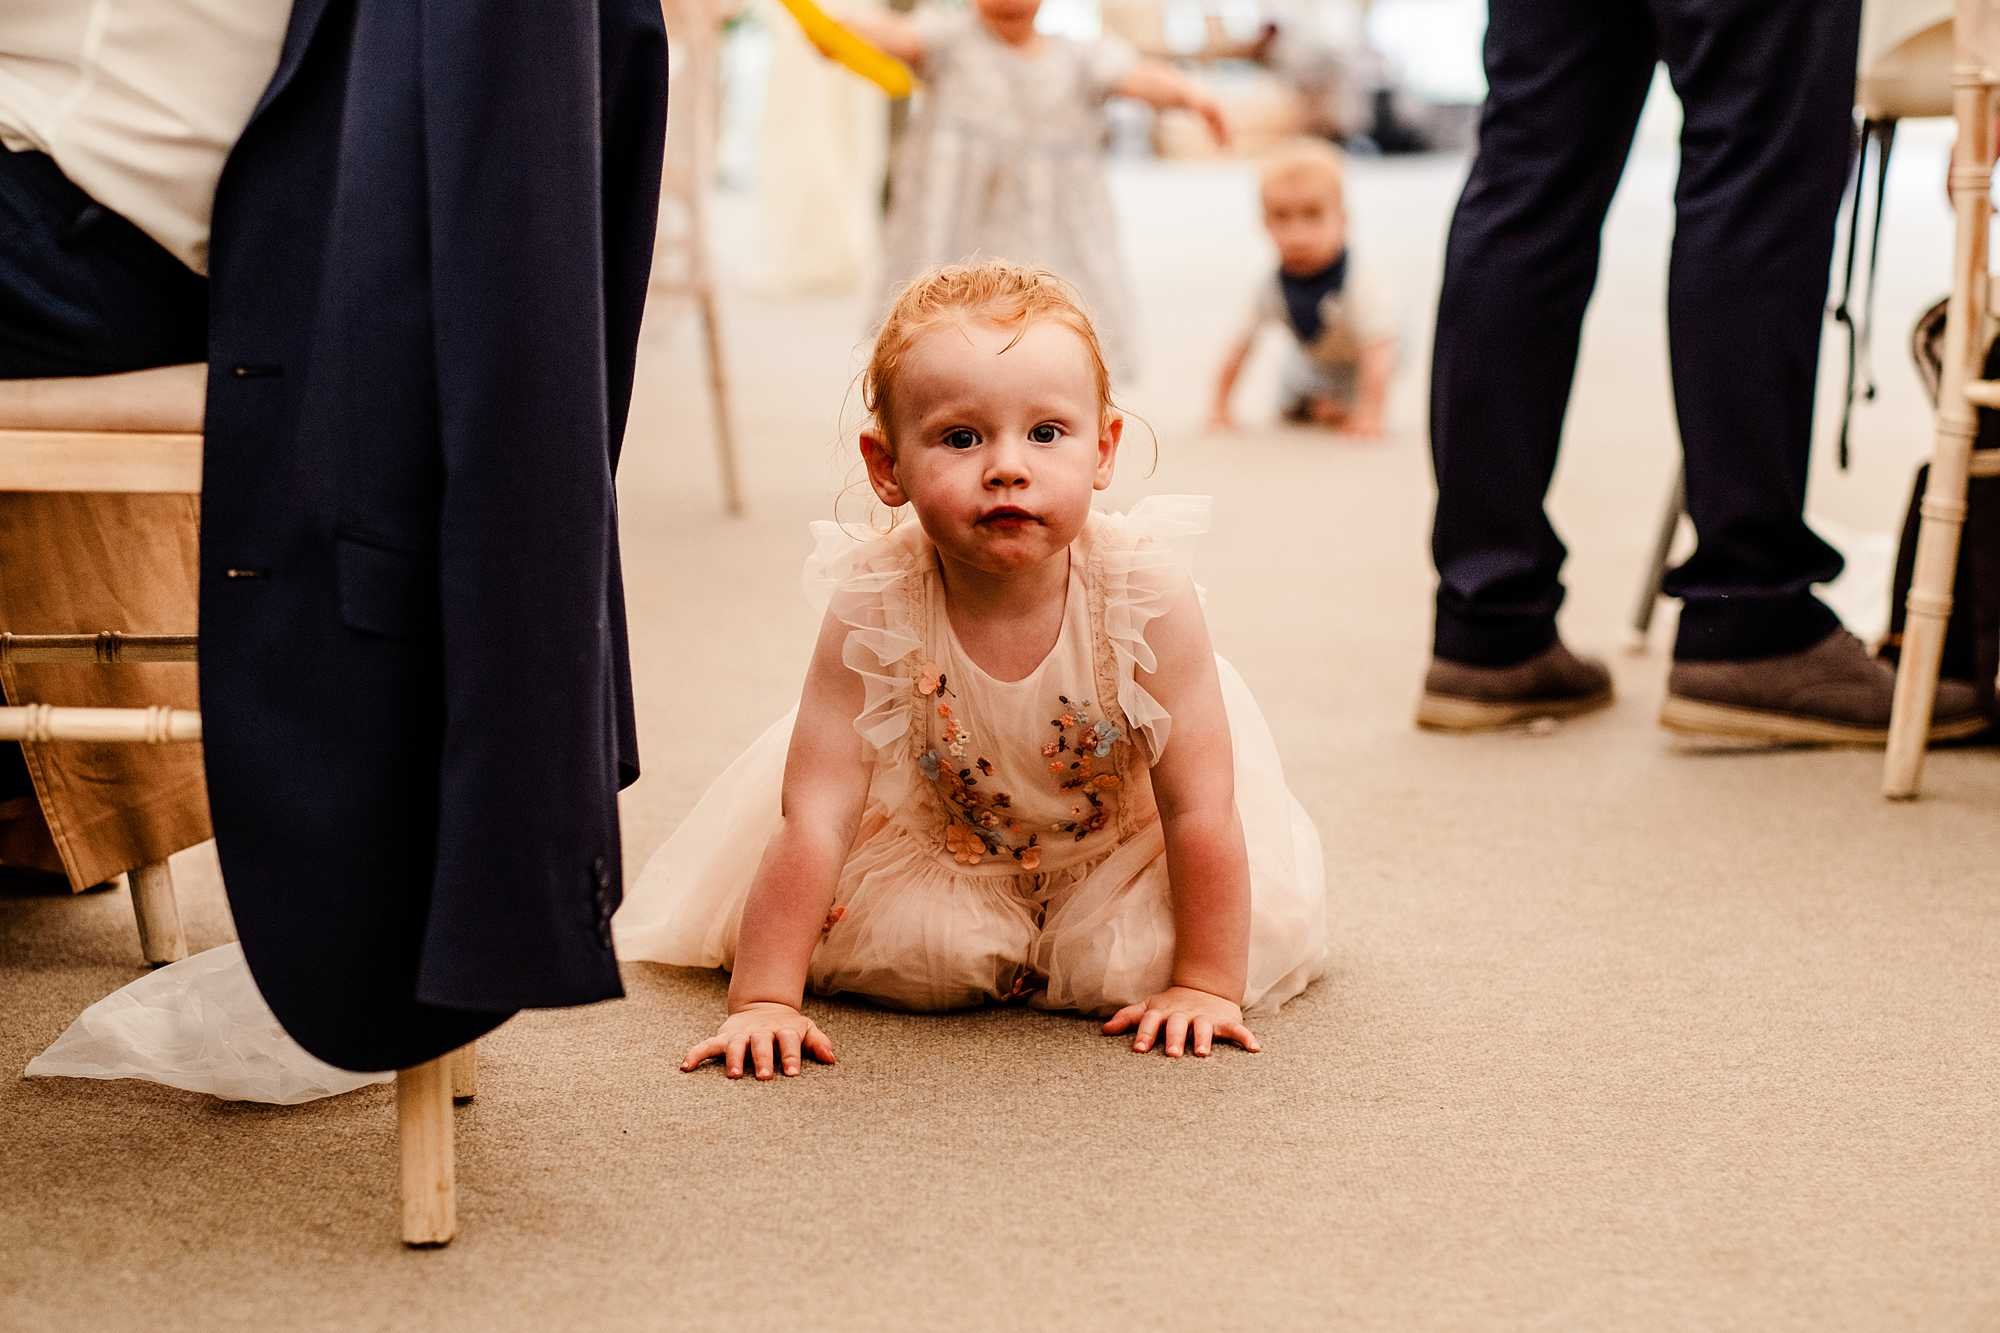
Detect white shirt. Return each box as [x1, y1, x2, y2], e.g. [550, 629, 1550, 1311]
[0, 1, 294, 275]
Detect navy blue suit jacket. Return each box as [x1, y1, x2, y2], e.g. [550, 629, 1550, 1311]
[202, 0, 666, 1070]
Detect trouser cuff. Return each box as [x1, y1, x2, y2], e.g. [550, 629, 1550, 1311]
[1432, 608, 1559, 668]
[1672, 596, 1841, 662]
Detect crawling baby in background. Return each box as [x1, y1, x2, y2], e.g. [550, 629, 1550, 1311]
[1211, 139, 1398, 435]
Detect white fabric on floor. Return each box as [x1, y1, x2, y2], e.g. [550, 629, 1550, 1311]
[24, 943, 388, 1104]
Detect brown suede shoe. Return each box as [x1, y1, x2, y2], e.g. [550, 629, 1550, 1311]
[1416, 641, 1614, 731]
[1660, 628, 1988, 744]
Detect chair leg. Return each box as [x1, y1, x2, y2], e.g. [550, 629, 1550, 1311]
[1887, 465, 1971, 796]
[128, 860, 187, 966]
[449, 1042, 478, 1104]
[698, 285, 746, 518]
[398, 1057, 456, 1247]
[1628, 472, 1685, 651]
[1885, 55, 1994, 798]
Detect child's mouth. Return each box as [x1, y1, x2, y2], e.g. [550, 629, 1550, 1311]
[977, 507, 1036, 526]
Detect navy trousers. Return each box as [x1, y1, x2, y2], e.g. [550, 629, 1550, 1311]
[0, 148, 208, 801]
[1429, 0, 1863, 666]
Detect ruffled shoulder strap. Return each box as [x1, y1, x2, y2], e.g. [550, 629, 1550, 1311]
[1080, 495, 1211, 764]
[803, 519, 932, 753]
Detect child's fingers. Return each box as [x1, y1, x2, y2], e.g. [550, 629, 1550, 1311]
[681, 1037, 725, 1072]
[1217, 1020, 1262, 1053]
[1192, 1017, 1214, 1057]
[804, 1023, 838, 1065]
[725, 1034, 750, 1079]
[777, 1027, 805, 1077]
[1103, 1003, 1145, 1035]
[751, 1032, 777, 1081]
[1162, 1012, 1191, 1058]
[1132, 1008, 1166, 1052]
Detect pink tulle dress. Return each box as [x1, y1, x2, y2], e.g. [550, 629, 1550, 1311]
[615, 497, 1328, 1014]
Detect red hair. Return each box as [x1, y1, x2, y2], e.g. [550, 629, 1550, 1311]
[863, 261, 1115, 444]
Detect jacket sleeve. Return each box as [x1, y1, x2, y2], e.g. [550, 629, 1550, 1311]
[600, 0, 668, 792]
[413, 0, 665, 1009]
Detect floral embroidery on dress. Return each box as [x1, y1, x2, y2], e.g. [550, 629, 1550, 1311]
[927, 749, 1031, 867]
[915, 676, 1125, 865]
[938, 700, 970, 761]
[1044, 695, 1121, 841]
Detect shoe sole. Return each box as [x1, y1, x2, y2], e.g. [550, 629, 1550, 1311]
[1657, 695, 1990, 746]
[1415, 688, 1613, 732]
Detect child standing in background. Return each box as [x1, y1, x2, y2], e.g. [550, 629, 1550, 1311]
[616, 263, 1328, 1079]
[1211, 139, 1397, 434]
[834, 0, 1231, 378]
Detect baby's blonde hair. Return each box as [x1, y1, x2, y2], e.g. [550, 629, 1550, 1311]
[863, 261, 1115, 446]
[1259, 137, 1347, 208]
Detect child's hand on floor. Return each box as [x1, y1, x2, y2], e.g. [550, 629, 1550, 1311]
[1103, 986, 1261, 1058]
[681, 1001, 837, 1079]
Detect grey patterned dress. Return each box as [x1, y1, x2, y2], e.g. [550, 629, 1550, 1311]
[877, 11, 1140, 377]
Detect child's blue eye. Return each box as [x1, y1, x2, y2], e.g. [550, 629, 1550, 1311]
[944, 429, 978, 450]
[1029, 424, 1062, 444]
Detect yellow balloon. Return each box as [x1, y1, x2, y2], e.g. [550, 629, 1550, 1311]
[773, 0, 916, 98]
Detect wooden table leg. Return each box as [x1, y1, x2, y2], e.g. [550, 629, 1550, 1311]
[397, 1058, 456, 1247]
[128, 860, 187, 966]
[449, 1042, 477, 1104]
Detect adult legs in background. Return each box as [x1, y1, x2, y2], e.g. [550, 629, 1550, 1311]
[1648, 0, 1981, 742]
[1428, 0, 1658, 668]
[1650, 0, 1856, 661]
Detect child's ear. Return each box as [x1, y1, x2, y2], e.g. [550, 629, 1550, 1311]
[860, 429, 908, 507]
[1093, 413, 1122, 491]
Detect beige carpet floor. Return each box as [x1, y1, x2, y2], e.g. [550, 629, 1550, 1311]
[5, 136, 2000, 1332]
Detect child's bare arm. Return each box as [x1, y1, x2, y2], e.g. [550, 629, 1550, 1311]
[728, 608, 869, 1007]
[682, 608, 869, 1078]
[1102, 578, 1260, 1058]
[825, 8, 926, 67]
[1352, 336, 1396, 432]
[1111, 60, 1230, 146]
[1140, 583, 1250, 1001]
[1210, 330, 1255, 429]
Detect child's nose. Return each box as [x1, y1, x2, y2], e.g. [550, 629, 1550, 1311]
[983, 439, 1030, 487]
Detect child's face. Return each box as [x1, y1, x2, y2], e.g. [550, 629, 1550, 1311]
[1261, 173, 1346, 275]
[861, 318, 1119, 579]
[973, 0, 1042, 32]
